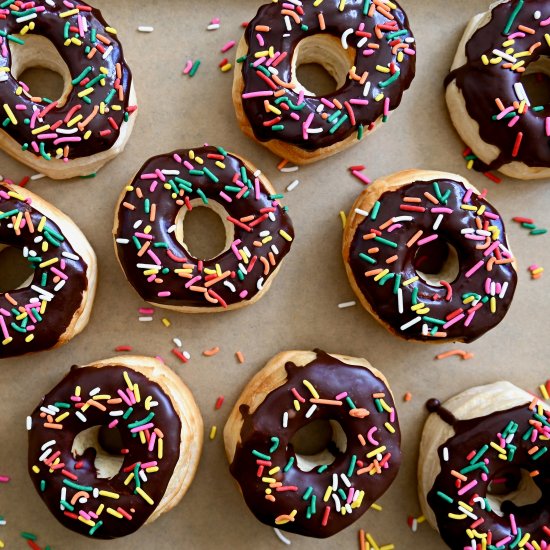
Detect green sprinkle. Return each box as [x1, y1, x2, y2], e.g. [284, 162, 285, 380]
[530, 228, 547, 235]
[359, 252, 376, 265]
[345, 396, 356, 409]
[374, 236, 398, 248]
[310, 494, 317, 514]
[236, 55, 247, 63]
[437, 491, 453, 504]
[379, 70, 400, 88]
[329, 114, 349, 134]
[302, 486, 313, 500]
[317, 464, 328, 473]
[89, 520, 103, 536]
[128, 412, 154, 428]
[63, 479, 93, 492]
[362, 0, 371, 15]
[189, 60, 201, 77]
[269, 437, 280, 453]
[532, 447, 548, 460]
[271, 124, 284, 131]
[40, 479, 46, 492]
[72, 66, 93, 85]
[347, 454, 357, 477]
[370, 201, 381, 220]
[503, 0, 524, 35]
[357, 123, 364, 140]
[251, 449, 271, 461]
[393, 273, 401, 294]
[283, 456, 295, 473]
[21, 532, 37, 541]
[386, 30, 408, 40]
[203, 167, 219, 183]
[379, 272, 395, 286]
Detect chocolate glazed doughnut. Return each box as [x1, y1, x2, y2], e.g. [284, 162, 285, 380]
[418, 382, 550, 550]
[343, 170, 518, 343]
[233, 0, 416, 164]
[446, 0, 550, 179]
[114, 146, 294, 313]
[0, 182, 96, 359]
[224, 350, 401, 538]
[0, 0, 137, 179]
[27, 356, 203, 539]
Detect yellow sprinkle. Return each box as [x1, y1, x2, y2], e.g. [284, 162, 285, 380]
[375, 93, 384, 102]
[323, 485, 332, 502]
[67, 114, 83, 127]
[376, 65, 390, 73]
[303, 379, 319, 399]
[338, 0, 346, 11]
[339, 210, 347, 228]
[209, 426, 217, 440]
[279, 229, 293, 242]
[490, 441, 506, 454]
[477, 205, 486, 215]
[39, 257, 58, 268]
[55, 412, 69, 423]
[106, 26, 117, 34]
[106, 508, 123, 518]
[77, 87, 94, 98]
[59, 8, 79, 17]
[31, 124, 50, 135]
[367, 445, 387, 458]
[540, 384, 549, 400]
[135, 487, 154, 505]
[411, 302, 426, 312]
[366, 533, 380, 550]
[3, 103, 17, 125]
[269, 466, 280, 475]
[262, 477, 276, 483]
[374, 269, 390, 282]
[139, 430, 146, 444]
[2, 337, 13, 345]
[449, 513, 468, 520]
[221, 63, 232, 72]
[84, 130, 91, 140]
[158, 437, 163, 459]
[490, 296, 496, 314]
[99, 490, 119, 499]
[96, 503, 104, 516]
[161, 317, 171, 327]
[370, 502, 383, 511]
[384, 422, 395, 434]
[78, 517, 95, 527]
[402, 276, 419, 286]
[32, 465, 40, 474]
[123, 371, 133, 390]
[293, 399, 300, 411]
[481, 54, 489, 65]
[123, 472, 134, 486]
[145, 466, 159, 473]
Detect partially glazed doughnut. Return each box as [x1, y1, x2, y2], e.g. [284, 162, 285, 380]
[0, 0, 137, 179]
[0, 182, 96, 358]
[233, 0, 416, 164]
[27, 355, 203, 539]
[224, 350, 401, 538]
[446, 0, 550, 179]
[342, 170, 518, 343]
[114, 146, 294, 313]
[418, 382, 549, 550]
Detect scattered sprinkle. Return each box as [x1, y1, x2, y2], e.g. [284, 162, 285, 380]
[435, 350, 474, 361]
[137, 26, 154, 33]
[338, 301, 357, 309]
[203, 346, 220, 357]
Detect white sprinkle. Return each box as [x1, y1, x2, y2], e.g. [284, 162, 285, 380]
[41, 440, 55, 451]
[16, 12, 37, 23]
[133, 220, 143, 229]
[273, 528, 291, 545]
[493, 49, 517, 64]
[461, 228, 474, 234]
[332, 493, 342, 512]
[443, 447, 449, 461]
[207, 23, 220, 31]
[280, 165, 299, 173]
[257, 277, 264, 290]
[393, 216, 413, 222]
[345, 503, 352, 514]
[534, 10, 541, 19]
[305, 404, 317, 418]
[38, 448, 53, 462]
[338, 301, 356, 309]
[62, 251, 80, 261]
[116, 238, 130, 244]
[397, 288, 404, 314]
[93, 488, 99, 499]
[400, 316, 422, 331]
[499, 281, 509, 299]
[30, 172, 45, 180]
[41, 405, 59, 415]
[137, 26, 154, 33]
[224, 280, 236, 292]
[422, 323, 429, 336]
[102, 45, 114, 59]
[332, 473, 338, 490]
[253, 169, 262, 178]
[363, 81, 371, 97]
[173, 337, 183, 348]
[433, 214, 444, 231]
[161, 169, 179, 175]
[513, 82, 531, 106]
[490, 281, 496, 296]
[76, 411, 87, 422]
[411, 518, 418, 532]
[357, 36, 368, 48]
[286, 179, 300, 192]
[109, 410, 124, 417]
[341, 27, 354, 50]
[458, 506, 478, 520]
[31, 285, 54, 301]
[139, 316, 153, 322]
[271, 244, 279, 255]
[137, 263, 159, 270]
[284, 15, 292, 31]
[282, 411, 289, 428]
[26, 416, 32, 430]
[340, 473, 351, 487]
[354, 208, 369, 217]
[54, 280, 66, 292]
[89, 387, 101, 396]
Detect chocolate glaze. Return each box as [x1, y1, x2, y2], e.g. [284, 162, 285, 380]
[115, 146, 294, 309]
[0, 183, 88, 359]
[427, 402, 550, 549]
[28, 365, 182, 539]
[229, 350, 401, 538]
[445, 0, 550, 171]
[0, 0, 133, 160]
[240, 0, 416, 151]
[347, 179, 517, 343]
[426, 399, 458, 427]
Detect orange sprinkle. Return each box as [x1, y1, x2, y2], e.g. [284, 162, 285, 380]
[435, 349, 474, 361]
[236, 351, 245, 364]
[310, 398, 343, 406]
[203, 346, 220, 357]
[359, 529, 366, 550]
[403, 392, 412, 402]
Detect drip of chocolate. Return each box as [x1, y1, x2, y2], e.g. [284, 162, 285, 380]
[426, 398, 458, 426]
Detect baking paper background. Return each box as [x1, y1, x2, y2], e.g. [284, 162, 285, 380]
[0, 1, 548, 548]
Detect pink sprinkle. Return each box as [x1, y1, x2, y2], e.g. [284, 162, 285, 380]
[417, 234, 438, 246]
[108, 419, 118, 429]
[367, 426, 379, 445]
[183, 60, 193, 74]
[0, 475, 10, 483]
[239, 290, 248, 299]
[465, 260, 485, 278]
[139, 308, 154, 314]
[242, 91, 273, 99]
[185, 275, 202, 288]
[221, 40, 236, 52]
[483, 240, 501, 257]
[443, 313, 465, 330]
[463, 189, 473, 203]
[335, 392, 347, 400]
[351, 170, 371, 185]
[148, 432, 157, 452]
[496, 106, 515, 120]
[130, 422, 154, 433]
[158, 291, 171, 297]
[457, 479, 478, 495]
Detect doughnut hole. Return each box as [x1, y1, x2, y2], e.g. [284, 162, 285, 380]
[72, 425, 125, 480]
[413, 239, 460, 287]
[9, 34, 72, 106]
[290, 419, 347, 472]
[520, 56, 550, 114]
[292, 34, 356, 97]
[486, 467, 543, 517]
[0, 245, 34, 292]
[175, 199, 234, 260]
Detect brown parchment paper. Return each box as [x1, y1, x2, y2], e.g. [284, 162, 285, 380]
[0, 1, 549, 548]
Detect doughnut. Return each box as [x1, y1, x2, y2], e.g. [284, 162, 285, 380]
[233, 0, 416, 165]
[0, 0, 137, 179]
[342, 170, 518, 343]
[0, 181, 96, 358]
[446, 0, 550, 180]
[418, 381, 549, 549]
[113, 146, 294, 313]
[27, 355, 203, 539]
[224, 349, 401, 538]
